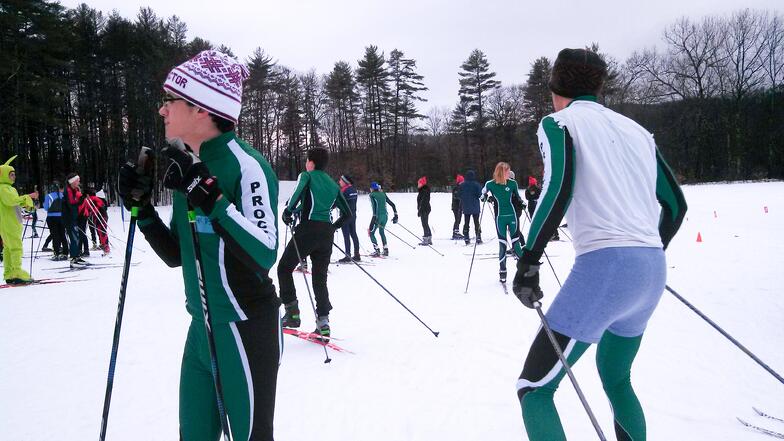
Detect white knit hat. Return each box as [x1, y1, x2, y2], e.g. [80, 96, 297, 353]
[163, 50, 249, 123]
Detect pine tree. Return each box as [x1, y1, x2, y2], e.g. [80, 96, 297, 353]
[523, 57, 553, 126]
[356, 45, 389, 176]
[325, 61, 360, 154]
[387, 49, 427, 180]
[242, 48, 278, 159]
[457, 49, 500, 174]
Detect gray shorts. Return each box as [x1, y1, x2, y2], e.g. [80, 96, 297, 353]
[545, 246, 666, 343]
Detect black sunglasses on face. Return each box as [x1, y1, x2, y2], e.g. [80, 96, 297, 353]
[162, 95, 184, 104]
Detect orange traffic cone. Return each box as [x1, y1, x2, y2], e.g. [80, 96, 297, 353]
[696, 232, 703, 242]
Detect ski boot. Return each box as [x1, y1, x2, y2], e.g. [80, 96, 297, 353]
[476, 236, 483, 244]
[314, 315, 330, 342]
[337, 255, 352, 264]
[369, 247, 381, 258]
[452, 231, 464, 240]
[41, 246, 53, 252]
[70, 257, 89, 268]
[499, 270, 507, 283]
[352, 254, 362, 262]
[382, 247, 389, 257]
[281, 301, 301, 328]
[418, 236, 432, 246]
[6, 278, 34, 286]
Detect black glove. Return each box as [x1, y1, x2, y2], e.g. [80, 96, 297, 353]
[392, 213, 399, 224]
[118, 163, 153, 210]
[162, 140, 221, 214]
[513, 262, 543, 309]
[282, 208, 294, 226]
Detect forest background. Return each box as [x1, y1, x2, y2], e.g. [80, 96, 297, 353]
[1, 1, 782, 201]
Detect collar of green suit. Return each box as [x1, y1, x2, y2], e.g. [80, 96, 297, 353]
[566, 95, 598, 107]
[198, 131, 237, 161]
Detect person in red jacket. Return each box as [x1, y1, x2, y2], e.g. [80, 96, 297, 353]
[80, 190, 109, 255]
[63, 173, 88, 267]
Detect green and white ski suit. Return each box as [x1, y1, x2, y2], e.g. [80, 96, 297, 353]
[138, 131, 281, 441]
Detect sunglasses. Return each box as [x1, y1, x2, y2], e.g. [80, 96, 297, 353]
[161, 94, 191, 107]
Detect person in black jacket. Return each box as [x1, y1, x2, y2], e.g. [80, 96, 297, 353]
[416, 176, 432, 245]
[451, 174, 464, 239]
[337, 174, 360, 263]
[458, 170, 482, 245]
[524, 176, 540, 219]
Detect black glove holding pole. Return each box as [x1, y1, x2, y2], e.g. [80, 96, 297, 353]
[282, 208, 294, 226]
[118, 147, 154, 212]
[162, 138, 221, 215]
[513, 261, 543, 309]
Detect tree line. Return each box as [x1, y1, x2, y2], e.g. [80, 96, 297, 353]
[1, 2, 781, 202]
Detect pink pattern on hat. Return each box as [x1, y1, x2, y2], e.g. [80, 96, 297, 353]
[163, 50, 250, 123]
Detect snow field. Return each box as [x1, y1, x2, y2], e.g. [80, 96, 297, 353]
[0, 181, 782, 440]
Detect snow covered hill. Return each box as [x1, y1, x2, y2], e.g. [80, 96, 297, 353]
[1, 181, 782, 440]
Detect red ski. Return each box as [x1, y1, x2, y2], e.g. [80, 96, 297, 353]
[282, 328, 354, 354]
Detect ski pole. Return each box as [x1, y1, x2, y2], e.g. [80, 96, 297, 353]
[77, 224, 146, 254]
[22, 216, 29, 241]
[385, 227, 416, 249]
[29, 221, 35, 277]
[533, 300, 608, 441]
[396, 221, 423, 242]
[120, 199, 125, 233]
[84, 198, 118, 253]
[99, 149, 150, 441]
[520, 212, 605, 438]
[523, 210, 562, 286]
[98, 205, 140, 441]
[665, 285, 784, 385]
[187, 205, 233, 440]
[464, 200, 487, 293]
[396, 222, 444, 257]
[333, 242, 439, 338]
[287, 225, 331, 363]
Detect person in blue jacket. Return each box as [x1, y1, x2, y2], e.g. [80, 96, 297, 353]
[337, 174, 360, 262]
[43, 182, 69, 260]
[459, 169, 483, 244]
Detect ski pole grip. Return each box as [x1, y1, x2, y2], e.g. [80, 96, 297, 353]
[136, 146, 154, 174]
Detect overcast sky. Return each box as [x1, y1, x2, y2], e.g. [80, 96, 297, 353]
[59, 0, 780, 111]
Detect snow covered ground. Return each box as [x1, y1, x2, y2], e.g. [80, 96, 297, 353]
[1, 181, 782, 440]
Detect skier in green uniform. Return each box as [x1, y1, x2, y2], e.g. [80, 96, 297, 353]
[279, 147, 351, 339]
[482, 162, 525, 283]
[367, 181, 398, 257]
[118, 50, 281, 441]
[512, 48, 686, 441]
[0, 156, 38, 284]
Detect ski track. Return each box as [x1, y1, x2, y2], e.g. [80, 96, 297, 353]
[0, 181, 782, 440]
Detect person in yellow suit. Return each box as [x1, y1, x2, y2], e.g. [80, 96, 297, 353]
[0, 156, 39, 284]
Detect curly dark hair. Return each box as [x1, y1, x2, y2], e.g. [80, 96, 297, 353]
[548, 48, 607, 98]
